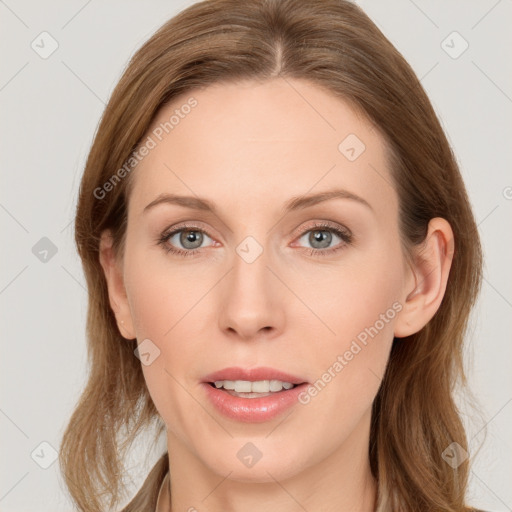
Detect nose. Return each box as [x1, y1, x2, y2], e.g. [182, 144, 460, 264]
[217, 241, 285, 341]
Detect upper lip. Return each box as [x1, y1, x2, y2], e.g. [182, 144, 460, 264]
[203, 367, 307, 385]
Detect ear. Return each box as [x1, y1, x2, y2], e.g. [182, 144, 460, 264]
[98, 229, 136, 340]
[394, 217, 455, 338]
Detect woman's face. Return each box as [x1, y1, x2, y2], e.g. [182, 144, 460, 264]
[113, 78, 415, 482]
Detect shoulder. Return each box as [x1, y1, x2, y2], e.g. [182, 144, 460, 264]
[118, 452, 169, 512]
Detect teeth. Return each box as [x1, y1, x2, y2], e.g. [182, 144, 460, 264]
[213, 379, 296, 393]
[234, 380, 252, 393]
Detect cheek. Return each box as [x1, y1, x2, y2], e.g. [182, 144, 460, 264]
[302, 245, 402, 404]
[123, 245, 199, 420]
[123, 241, 239, 434]
[124, 240, 201, 337]
[131, 282, 200, 438]
[304, 246, 402, 348]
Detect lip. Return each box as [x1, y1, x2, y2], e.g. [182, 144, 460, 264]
[202, 382, 309, 423]
[201, 366, 309, 423]
[202, 366, 307, 385]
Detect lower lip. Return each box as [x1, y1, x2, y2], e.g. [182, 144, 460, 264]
[201, 382, 309, 423]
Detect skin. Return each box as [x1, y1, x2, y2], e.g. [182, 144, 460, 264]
[99, 78, 454, 512]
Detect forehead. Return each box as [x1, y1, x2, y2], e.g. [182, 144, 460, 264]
[128, 78, 397, 218]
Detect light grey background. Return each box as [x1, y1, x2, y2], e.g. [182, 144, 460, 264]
[1, 1, 511, 511]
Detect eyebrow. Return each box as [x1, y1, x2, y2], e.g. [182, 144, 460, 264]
[143, 188, 373, 215]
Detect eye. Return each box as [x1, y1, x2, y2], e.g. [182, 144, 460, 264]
[157, 221, 353, 258]
[294, 222, 353, 257]
[157, 224, 215, 257]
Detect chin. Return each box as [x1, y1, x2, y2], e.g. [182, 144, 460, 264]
[201, 440, 307, 483]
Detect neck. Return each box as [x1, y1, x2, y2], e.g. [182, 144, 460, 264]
[163, 408, 377, 512]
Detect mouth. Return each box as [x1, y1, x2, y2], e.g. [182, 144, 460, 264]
[201, 367, 309, 422]
[202, 366, 307, 393]
[206, 379, 303, 398]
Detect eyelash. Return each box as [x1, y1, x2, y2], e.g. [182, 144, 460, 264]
[156, 221, 353, 258]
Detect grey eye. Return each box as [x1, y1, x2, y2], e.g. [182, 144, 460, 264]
[171, 229, 212, 250]
[299, 229, 341, 250]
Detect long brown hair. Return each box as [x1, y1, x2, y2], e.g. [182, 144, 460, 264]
[60, 0, 485, 510]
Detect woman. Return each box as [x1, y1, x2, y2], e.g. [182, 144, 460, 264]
[59, 0, 488, 510]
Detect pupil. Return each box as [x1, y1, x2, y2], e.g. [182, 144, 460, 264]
[311, 230, 331, 249]
[181, 230, 202, 249]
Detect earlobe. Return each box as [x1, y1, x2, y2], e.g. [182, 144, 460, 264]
[394, 218, 455, 338]
[99, 229, 136, 339]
